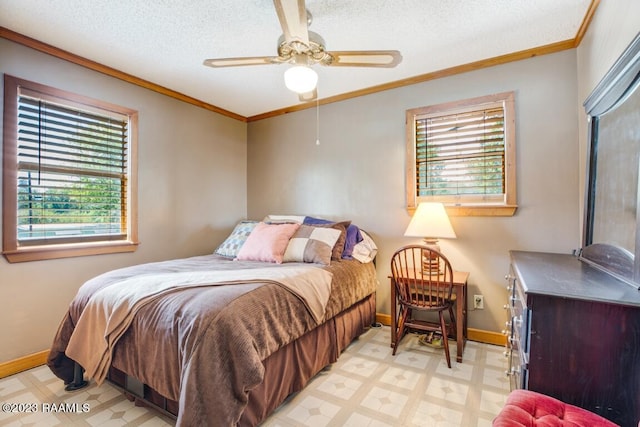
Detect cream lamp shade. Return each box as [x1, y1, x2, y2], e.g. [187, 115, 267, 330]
[404, 202, 456, 248]
[284, 65, 318, 94]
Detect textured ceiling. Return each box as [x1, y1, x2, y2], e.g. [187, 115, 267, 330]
[1, 0, 593, 118]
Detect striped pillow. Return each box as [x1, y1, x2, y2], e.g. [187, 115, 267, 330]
[283, 225, 342, 265]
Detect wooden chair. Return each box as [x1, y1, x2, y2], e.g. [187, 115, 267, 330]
[390, 244, 456, 367]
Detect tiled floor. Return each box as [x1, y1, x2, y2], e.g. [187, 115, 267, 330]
[0, 326, 509, 426]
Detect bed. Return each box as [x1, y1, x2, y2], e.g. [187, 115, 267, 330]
[46, 218, 378, 426]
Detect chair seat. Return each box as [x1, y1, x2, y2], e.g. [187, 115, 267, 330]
[493, 390, 619, 426]
[410, 291, 456, 301]
[404, 298, 453, 310]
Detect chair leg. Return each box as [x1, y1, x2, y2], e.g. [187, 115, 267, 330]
[393, 307, 409, 355]
[398, 307, 412, 343]
[440, 311, 452, 368]
[448, 306, 457, 340]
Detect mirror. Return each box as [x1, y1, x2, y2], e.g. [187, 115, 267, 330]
[591, 85, 640, 252]
[582, 33, 640, 288]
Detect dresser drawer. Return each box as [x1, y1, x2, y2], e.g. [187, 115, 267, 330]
[505, 267, 530, 389]
[505, 345, 528, 391]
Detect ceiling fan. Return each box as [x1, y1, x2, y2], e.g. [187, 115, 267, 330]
[203, 0, 402, 101]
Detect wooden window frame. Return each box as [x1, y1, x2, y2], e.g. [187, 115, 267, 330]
[2, 75, 139, 262]
[406, 91, 517, 216]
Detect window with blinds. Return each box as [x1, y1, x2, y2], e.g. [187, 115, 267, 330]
[3, 75, 138, 262]
[406, 92, 517, 216]
[16, 95, 128, 244]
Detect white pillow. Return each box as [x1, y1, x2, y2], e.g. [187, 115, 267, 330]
[263, 214, 306, 224]
[352, 230, 377, 263]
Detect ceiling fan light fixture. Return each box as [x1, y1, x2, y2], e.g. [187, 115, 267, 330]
[284, 65, 318, 94]
[203, 1, 402, 101]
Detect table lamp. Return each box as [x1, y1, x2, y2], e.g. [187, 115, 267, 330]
[404, 202, 457, 273]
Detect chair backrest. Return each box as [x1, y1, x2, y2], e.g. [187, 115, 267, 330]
[390, 245, 454, 309]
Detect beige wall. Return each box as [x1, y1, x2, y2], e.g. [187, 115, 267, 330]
[0, 39, 248, 362]
[248, 50, 581, 333]
[2, 2, 637, 364]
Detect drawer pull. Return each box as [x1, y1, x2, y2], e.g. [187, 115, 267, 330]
[514, 315, 523, 327]
[505, 366, 521, 376]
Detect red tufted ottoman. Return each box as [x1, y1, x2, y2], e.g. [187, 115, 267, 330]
[493, 390, 619, 426]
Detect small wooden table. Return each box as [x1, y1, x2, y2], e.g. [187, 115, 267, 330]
[390, 271, 469, 363]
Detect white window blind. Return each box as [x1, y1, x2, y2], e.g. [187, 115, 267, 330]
[414, 105, 506, 205]
[16, 92, 129, 245]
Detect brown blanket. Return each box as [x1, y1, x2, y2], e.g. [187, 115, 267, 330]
[47, 255, 376, 426]
[65, 266, 332, 386]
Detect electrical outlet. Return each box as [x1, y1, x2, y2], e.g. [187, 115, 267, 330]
[474, 294, 484, 309]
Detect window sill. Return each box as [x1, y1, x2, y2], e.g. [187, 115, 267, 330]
[3, 240, 139, 263]
[407, 205, 518, 217]
[445, 205, 518, 217]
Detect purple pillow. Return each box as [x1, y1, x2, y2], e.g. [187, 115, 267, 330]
[342, 224, 363, 259]
[303, 216, 333, 225]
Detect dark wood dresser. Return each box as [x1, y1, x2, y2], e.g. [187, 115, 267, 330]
[506, 250, 640, 427]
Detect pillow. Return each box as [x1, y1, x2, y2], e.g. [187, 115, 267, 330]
[214, 220, 258, 258]
[235, 222, 300, 263]
[304, 216, 353, 260]
[303, 216, 333, 225]
[263, 214, 305, 224]
[351, 230, 377, 263]
[311, 221, 351, 260]
[283, 225, 342, 265]
[342, 224, 364, 259]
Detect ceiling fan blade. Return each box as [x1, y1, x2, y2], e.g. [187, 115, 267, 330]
[203, 56, 282, 68]
[298, 88, 317, 102]
[273, 0, 309, 46]
[326, 50, 402, 68]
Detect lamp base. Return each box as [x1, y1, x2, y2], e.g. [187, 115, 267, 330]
[422, 239, 442, 276]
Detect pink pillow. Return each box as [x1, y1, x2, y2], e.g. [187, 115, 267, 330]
[235, 222, 300, 263]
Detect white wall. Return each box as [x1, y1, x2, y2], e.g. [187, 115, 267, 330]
[247, 50, 581, 333]
[0, 39, 248, 362]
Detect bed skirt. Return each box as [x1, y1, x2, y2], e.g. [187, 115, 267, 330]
[107, 292, 376, 426]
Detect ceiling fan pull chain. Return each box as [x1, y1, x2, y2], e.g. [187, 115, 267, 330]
[315, 91, 320, 146]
